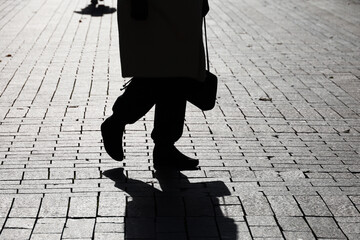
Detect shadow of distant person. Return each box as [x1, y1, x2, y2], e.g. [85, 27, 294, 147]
[103, 168, 237, 239]
[74, 3, 116, 17]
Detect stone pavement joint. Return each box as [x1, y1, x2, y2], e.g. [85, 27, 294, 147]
[1, 0, 360, 239]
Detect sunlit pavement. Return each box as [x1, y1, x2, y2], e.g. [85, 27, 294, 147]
[0, 0, 360, 239]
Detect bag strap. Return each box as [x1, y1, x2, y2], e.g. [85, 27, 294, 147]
[203, 17, 210, 71]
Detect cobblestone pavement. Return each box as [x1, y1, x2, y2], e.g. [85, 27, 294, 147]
[0, 0, 360, 239]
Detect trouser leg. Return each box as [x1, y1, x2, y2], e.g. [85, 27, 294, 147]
[112, 77, 187, 145]
[102, 77, 155, 161]
[112, 77, 156, 124]
[151, 78, 187, 145]
[151, 79, 199, 170]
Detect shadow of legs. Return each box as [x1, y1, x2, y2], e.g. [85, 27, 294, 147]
[103, 167, 238, 239]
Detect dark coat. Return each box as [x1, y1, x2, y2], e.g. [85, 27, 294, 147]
[118, 0, 206, 82]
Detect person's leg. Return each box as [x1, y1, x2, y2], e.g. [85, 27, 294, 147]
[151, 78, 199, 170]
[151, 85, 186, 145]
[101, 78, 156, 161]
[112, 78, 156, 123]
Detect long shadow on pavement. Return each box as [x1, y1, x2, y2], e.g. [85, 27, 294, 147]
[103, 167, 238, 239]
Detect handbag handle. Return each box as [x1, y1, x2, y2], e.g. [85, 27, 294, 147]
[203, 17, 210, 71]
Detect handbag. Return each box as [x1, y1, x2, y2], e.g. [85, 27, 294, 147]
[187, 17, 218, 111]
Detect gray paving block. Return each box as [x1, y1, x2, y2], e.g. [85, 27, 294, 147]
[240, 193, 274, 216]
[62, 218, 95, 239]
[249, 226, 283, 238]
[33, 218, 66, 234]
[68, 196, 97, 218]
[246, 216, 277, 226]
[94, 232, 125, 240]
[267, 196, 303, 217]
[0, 229, 32, 240]
[283, 231, 316, 240]
[94, 222, 124, 233]
[322, 195, 360, 217]
[4, 217, 35, 229]
[30, 234, 62, 240]
[277, 217, 311, 232]
[306, 217, 347, 239]
[8, 207, 39, 218]
[295, 195, 332, 216]
[215, 205, 244, 217]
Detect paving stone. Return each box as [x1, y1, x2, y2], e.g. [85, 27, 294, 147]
[0, 229, 32, 240]
[8, 207, 39, 218]
[347, 233, 360, 240]
[68, 196, 97, 218]
[215, 204, 244, 218]
[295, 195, 332, 216]
[125, 217, 155, 239]
[338, 221, 360, 235]
[33, 218, 66, 234]
[94, 233, 125, 240]
[246, 216, 277, 226]
[4, 217, 35, 229]
[39, 195, 69, 218]
[156, 232, 187, 240]
[95, 222, 124, 233]
[240, 193, 274, 216]
[277, 217, 311, 232]
[306, 217, 347, 239]
[249, 226, 283, 238]
[187, 217, 219, 238]
[30, 234, 62, 240]
[283, 231, 316, 240]
[62, 218, 95, 239]
[184, 196, 213, 217]
[0, 217, 5, 229]
[322, 195, 360, 217]
[0, 171, 23, 181]
[126, 196, 156, 217]
[157, 196, 185, 217]
[156, 217, 186, 233]
[213, 196, 241, 205]
[0, 197, 13, 218]
[267, 196, 303, 216]
[98, 195, 126, 217]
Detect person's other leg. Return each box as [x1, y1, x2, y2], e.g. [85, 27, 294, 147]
[151, 78, 198, 170]
[151, 79, 187, 145]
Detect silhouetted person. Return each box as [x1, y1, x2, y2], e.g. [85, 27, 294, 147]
[91, 0, 103, 5]
[101, 0, 209, 170]
[75, 1, 116, 17]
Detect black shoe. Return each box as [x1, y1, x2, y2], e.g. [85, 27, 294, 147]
[101, 116, 124, 161]
[153, 145, 199, 170]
